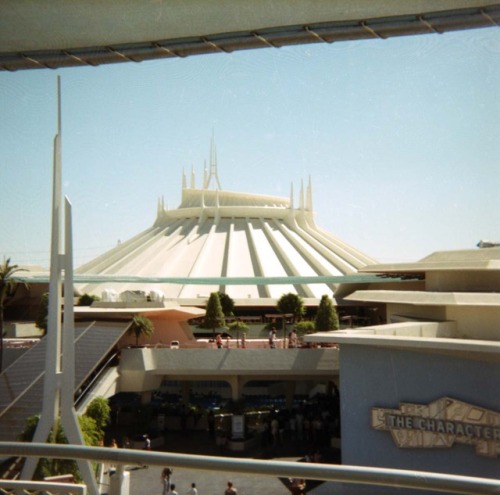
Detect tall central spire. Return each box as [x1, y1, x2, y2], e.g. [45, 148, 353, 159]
[204, 131, 222, 190]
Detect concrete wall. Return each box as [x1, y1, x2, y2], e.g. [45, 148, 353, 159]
[118, 318, 196, 348]
[4, 322, 43, 338]
[119, 347, 338, 393]
[387, 303, 446, 322]
[339, 344, 500, 494]
[426, 270, 500, 292]
[385, 303, 500, 341]
[446, 305, 500, 340]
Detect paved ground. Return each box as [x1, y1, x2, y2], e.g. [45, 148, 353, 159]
[127, 462, 289, 495]
[104, 429, 340, 495]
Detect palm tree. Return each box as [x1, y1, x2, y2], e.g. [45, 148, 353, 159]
[127, 315, 154, 347]
[35, 292, 49, 334]
[0, 257, 26, 371]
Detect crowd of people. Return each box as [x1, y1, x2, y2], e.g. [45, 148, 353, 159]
[161, 468, 238, 495]
[213, 327, 303, 349]
[258, 392, 341, 451]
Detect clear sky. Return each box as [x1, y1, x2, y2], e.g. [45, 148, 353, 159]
[1, 27, 499, 269]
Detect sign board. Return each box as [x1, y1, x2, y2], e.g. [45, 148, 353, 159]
[372, 397, 500, 457]
[232, 415, 245, 440]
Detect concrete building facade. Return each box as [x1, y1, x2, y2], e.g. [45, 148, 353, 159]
[307, 247, 500, 493]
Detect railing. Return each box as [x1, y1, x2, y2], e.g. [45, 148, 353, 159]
[0, 442, 499, 495]
[0, 479, 86, 494]
[74, 351, 119, 408]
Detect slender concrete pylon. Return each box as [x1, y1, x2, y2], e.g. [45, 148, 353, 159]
[306, 175, 313, 211]
[205, 132, 222, 190]
[20, 76, 99, 495]
[299, 180, 305, 210]
[182, 167, 187, 189]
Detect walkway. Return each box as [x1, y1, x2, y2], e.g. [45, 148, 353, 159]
[113, 430, 340, 495]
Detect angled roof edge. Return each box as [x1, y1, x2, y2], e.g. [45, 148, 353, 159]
[2, 3, 499, 71]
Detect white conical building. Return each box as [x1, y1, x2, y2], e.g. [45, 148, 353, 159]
[76, 148, 376, 306]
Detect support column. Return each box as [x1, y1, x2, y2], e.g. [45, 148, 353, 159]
[181, 381, 191, 404]
[237, 377, 247, 401]
[109, 464, 130, 495]
[226, 376, 240, 401]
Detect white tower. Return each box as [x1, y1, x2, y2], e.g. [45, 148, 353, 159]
[204, 132, 222, 190]
[20, 77, 99, 495]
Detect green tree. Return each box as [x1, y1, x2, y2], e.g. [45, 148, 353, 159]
[78, 415, 102, 448]
[84, 396, 111, 436]
[127, 315, 154, 346]
[315, 294, 339, 331]
[295, 320, 315, 336]
[217, 291, 234, 317]
[35, 292, 49, 334]
[227, 320, 248, 333]
[205, 292, 225, 339]
[20, 397, 109, 481]
[0, 257, 26, 371]
[78, 293, 100, 306]
[276, 292, 305, 323]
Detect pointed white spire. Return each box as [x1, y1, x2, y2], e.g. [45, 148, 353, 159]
[205, 131, 222, 190]
[306, 175, 313, 211]
[182, 168, 187, 189]
[203, 160, 208, 189]
[21, 75, 99, 495]
[191, 165, 195, 188]
[289, 182, 294, 209]
[300, 179, 305, 210]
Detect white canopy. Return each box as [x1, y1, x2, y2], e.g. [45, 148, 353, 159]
[1, 0, 498, 70]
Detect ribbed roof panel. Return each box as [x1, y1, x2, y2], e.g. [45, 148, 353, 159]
[76, 183, 377, 304]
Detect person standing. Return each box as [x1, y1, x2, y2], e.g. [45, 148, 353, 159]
[268, 328, 276, 348]
[140, 434, 151, 468]
[167, 483, 179, 495]
[186, 482, 198, 495]
[161, 467, 173, 495]
[224, 481, 237, 495]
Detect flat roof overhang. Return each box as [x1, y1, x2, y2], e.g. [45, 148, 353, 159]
[344, 290, 500, 307]
[1, 1, 499, 71]
[305, 331, 500, 363]
[74, 305, 205, 320]
[120, 347, 339, 376]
